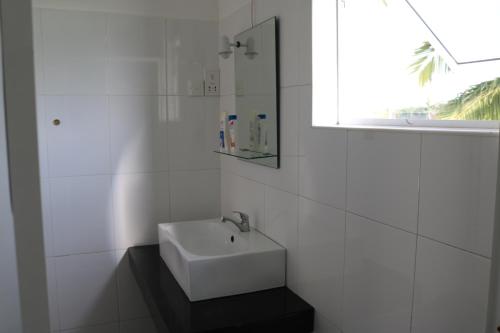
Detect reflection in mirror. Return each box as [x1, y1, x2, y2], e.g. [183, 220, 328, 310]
[233, 17, 279, 168]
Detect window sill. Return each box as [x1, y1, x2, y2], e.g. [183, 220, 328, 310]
[314, 124, 500, 136]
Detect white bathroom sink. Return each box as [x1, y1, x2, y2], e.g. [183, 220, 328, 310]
[158, 218, 286, 302]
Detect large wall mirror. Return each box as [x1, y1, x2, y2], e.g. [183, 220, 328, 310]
[233, 17, 279, 168]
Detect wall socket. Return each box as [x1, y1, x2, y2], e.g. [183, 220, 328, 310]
[204, 70, 220, 96]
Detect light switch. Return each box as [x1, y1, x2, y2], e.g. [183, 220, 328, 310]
[204, 70, 220, 96]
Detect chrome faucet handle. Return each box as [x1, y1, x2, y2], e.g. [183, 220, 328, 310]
[232, 211, 249, 224]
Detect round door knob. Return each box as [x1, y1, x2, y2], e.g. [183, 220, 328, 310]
[52, 119, 61, 126]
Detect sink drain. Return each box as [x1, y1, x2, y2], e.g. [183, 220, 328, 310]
[230, 235, 235, 243]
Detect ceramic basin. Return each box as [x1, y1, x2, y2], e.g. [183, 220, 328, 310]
[158, 218, 286, 301]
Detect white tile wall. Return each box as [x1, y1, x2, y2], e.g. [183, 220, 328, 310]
[44, 96, 110, 177]
[253, 0, 308, 87]
[109, 95, 168, 174]
[219, 0, 251, 20]
[40, 9, 107, 95]
[169, 170, 221, 221]
[221, 153, 299, 194]
[218, 2, 499, 333]
[55, 252, 119, 330]
[299, 86, 347, 209]
[113, 172, 170, 249]
[419, 134, 499, 257]
[343, 213, 416, 333]
[347, 130, 421, 233]
[221, 171, 266, 231]
[107, 14, 166, 95]
[50, 175, 114, 256]
[33, 0, 220, 20]
[296, 198, 345, 329]
[166, 19, 219, 96]
[280, 87, 300, 155]
[35, 4, 220, 332]
[264, 186, 299, 288]
[264, 186, 298, 247]
[167, 96, 220, 171]
[297, 0, 312, 86]
[412, 237, 491, 333]
[40, 178, 54, 257]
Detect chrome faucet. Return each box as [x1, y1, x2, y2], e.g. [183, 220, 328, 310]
[221, 211, 251, 232]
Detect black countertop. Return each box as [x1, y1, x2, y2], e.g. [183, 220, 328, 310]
[128, 245, 314, 333]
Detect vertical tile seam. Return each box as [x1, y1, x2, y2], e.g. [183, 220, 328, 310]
[336, 0, 340, 125]
[104, 11, 116, 252]
[295, 86, 301, 255]
[340, 128, 349, 330]
[290, 84, 301, 288]
[45, 152, 56, 257]
[113, 250, 121, 324]
[104, 13, 122, 327]
[105, 96, 116, 252]
[163, 18, 173, 224]
[409, 133, 424, 333]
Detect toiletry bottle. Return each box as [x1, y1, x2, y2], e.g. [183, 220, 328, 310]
[219, 112, 227, 152]
[257, 114, 267, 152]
[228, 114, 238, 154]
[263, 127, 269, 154]
[248, 111, 256, 151]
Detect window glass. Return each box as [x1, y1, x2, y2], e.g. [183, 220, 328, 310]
[314, 0, 500, 126]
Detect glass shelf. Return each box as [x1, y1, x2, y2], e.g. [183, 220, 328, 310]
[214, 149, 277, 160]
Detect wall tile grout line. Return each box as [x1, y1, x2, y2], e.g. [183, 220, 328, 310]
[56, 319, 119, 332]
[418, 234, 492, 260]
[164, 18, 174, 225]
[104, 8, 122, 315]
[43, 168, 221, 180]
[340, 127, 349, 331]
[409, 133, 424, 333]
[348, 208, 493, 260]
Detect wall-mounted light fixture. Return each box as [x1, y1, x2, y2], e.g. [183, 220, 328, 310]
[218, 35, 258, 60]
[244, 37, 258, 60]
[218, 36, 234, 59]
